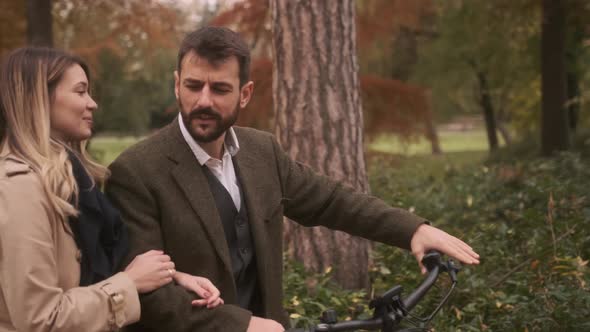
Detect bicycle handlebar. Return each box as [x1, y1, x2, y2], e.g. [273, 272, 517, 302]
[287, 251, 457, 332]
[401, 251, 441, 311]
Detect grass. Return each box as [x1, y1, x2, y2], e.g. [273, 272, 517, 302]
[369, 129, 498, 155]
[367, 150, 488, 180]
[88, 135, 142, 166]
[89, 128, 491, 167]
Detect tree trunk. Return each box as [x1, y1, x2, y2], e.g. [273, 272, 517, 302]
[541, 0, 569, 155]
[392, 30, 441, 155]
[26, 0, 53, 47]
[423, 90, 442, 154]
[475, 69, 499, 151]
[496, 121, 513, 145]
[271, 0, 370, 290]
[566, 71, 579, 132]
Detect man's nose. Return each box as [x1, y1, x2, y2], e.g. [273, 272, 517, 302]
[197, 85, 213, 108]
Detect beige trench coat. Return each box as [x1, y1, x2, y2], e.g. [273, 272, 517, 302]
[0, 154, 140, 332]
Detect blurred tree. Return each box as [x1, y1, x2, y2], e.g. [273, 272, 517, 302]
[564, 0, 590, 133]
[26, 0, 53, 46]
[541, 0, 569, 155]
[416, 0, 590, 152]
[271, 0, 371, 290]
[357, 0, 442, 154]
[413, 0, 542, 149]
[51, 0, 182, 134]
[0, 1, 27, 56]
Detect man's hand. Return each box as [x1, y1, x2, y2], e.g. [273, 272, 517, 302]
[247, 316, 284, 332]
[410, 224, 480, 273]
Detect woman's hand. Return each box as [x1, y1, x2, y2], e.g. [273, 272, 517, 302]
[124, 250, 176, 293]
[174, 272, 224, 308]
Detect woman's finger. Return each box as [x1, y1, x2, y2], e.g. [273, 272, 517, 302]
[191, 299, 208, 307]
[162, 261, 175, 271]
[200, 278, 221, 298]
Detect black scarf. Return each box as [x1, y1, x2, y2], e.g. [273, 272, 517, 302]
[68, 152, 129, 286]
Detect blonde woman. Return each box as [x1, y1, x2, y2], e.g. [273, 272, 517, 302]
[0, 47, 223, 332]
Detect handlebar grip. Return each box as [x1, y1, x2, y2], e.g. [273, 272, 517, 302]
[401, 251, 443, 311]
[422, 250, 442, 271]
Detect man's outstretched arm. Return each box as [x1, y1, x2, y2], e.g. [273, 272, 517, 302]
[269, 134, 480, 269]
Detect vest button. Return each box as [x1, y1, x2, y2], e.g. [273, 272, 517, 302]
[237, 217, 245, 226]
[239, 248, 248, 255]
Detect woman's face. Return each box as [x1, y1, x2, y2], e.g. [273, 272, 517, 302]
[50, 64, 97, 142]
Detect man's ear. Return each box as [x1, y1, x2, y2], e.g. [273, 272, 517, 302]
[239, 81, 254, 109]
[174, 70, 180, 99]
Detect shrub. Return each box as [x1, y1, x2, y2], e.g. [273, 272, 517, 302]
[284, 150, 590, 331]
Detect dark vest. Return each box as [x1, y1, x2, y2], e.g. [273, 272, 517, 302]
[202, 165, 261, 313]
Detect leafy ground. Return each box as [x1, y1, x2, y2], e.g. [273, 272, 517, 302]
[366, 150, 590, 331]
[286, 139, 590, 331]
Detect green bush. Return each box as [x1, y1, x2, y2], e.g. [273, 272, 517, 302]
[284, 150, 590, 331]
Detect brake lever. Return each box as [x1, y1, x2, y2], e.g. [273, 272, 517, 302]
[447, 259, 460, 283]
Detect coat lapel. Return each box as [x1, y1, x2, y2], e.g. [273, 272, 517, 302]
[166, 121, 233, 276]
[233, 138, 270, 302]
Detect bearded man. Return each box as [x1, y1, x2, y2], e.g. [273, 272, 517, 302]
[106, 26, 479, 332]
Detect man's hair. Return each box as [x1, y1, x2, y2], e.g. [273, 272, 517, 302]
[177, 26, 251, 86]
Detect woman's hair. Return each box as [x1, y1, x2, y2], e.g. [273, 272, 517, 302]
[0, 47, 108, 220]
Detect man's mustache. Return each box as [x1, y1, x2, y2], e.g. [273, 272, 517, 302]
[188, 107, 222, 121]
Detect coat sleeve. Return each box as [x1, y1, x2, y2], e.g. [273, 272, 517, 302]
[269, 135, 427, 250]
[0, 173, 140, 332]
[106, 156, 252, 332]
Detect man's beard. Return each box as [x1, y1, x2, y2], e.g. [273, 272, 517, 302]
[179, 100, 239, 143]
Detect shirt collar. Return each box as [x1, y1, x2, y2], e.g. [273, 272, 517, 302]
[178, 114, 240, 166]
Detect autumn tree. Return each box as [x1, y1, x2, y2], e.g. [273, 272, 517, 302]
[51, 0, 182, 134]
[270, 0, 371, 289]
[0, 1, 27, 56]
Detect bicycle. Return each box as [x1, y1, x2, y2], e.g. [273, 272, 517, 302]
[287, 251, 460, 332]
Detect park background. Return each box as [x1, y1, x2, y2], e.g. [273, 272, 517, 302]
[1, 0, 589, 330]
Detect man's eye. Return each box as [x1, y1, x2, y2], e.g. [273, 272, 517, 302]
[214, 87, 231, 94]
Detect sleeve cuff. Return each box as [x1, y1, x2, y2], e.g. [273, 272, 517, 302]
[99, 272, 141, 329]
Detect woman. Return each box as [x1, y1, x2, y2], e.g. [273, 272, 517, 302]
[0, 47, 222, 331]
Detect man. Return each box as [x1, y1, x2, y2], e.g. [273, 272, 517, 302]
[106, 26, 479, 332]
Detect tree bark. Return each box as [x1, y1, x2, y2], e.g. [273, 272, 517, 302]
[26, 0, 53, 47]
[541, 0, 569, 155]
[271, 0, 370, 289]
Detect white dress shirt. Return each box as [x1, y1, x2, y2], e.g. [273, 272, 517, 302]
[178, 115, 241, 211]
